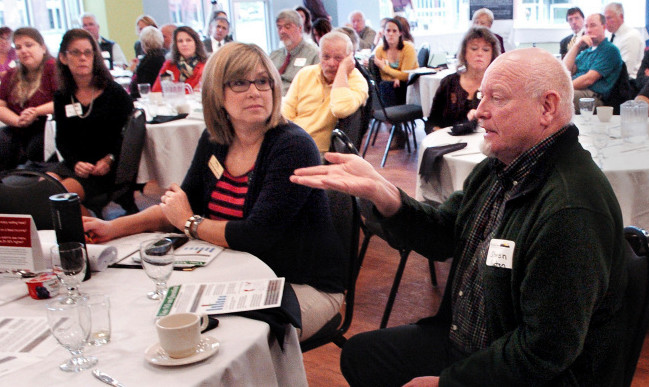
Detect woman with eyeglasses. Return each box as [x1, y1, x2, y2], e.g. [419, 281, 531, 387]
[0, 27, 57, 171]
[84, 43, 345, 341]
[152, 26, 207, 93]
[47, 29, 133, 212]
[424, 27, 500, 133]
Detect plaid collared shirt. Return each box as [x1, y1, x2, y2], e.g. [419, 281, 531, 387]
[449, 126, 568, 355]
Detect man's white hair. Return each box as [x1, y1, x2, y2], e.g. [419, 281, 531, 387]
[319, 31, 353, 56]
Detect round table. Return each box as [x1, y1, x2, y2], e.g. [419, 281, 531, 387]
[0, 238, 307, 386]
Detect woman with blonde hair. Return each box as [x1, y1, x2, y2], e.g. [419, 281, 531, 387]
[84, 42, 345, 341]
[0, 27, 57, 170]
[134, 14, 158, 57]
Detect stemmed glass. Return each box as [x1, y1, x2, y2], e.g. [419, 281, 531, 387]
[579, 97, 596, 122]
[140, 238, 175, 300]
[51, 242, 87, 304]
[591, 125, 609, 168]
[46, 299, 98, 372]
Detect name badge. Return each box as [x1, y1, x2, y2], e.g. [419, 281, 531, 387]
[486, 239, 515, 269]
[208, 155, 223, 179]
[65, 103, 82, 117]
[293, 57, 307, 67]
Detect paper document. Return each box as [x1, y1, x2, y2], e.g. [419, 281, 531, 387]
[156, 278, 285, 317]
[0, 316, 59, 377]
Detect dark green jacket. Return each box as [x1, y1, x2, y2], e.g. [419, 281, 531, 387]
[382, 125, 627, 386]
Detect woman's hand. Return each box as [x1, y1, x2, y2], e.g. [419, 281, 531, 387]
[373, 55, 385, 71]
[17, 107, 37, 127]
[74, 161, 95, 178]
[467, 109, 477, 121]
[393, 79, 401, 88]
[83, 216, 115, 243]
[159, 183, 194, 230]
[91, 156, 112, 176]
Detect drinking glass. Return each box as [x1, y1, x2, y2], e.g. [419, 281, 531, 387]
[140, 238, 175, 300]
[591, 125, 609, 168]
[137, 83, 151, 102]
[579, 97, 595, 122]
[46, 299, 98, 372]
[51, 242, 87, 304]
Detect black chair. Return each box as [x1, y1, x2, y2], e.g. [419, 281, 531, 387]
[361, 60, 423, 167]
[603, 64, 633, 115]
[300, 183, 361, 352]
[417, 43, 430, 68]
[330, 129, 438, 329]
[0, 169, 67, 230]
[335, 108, 366, 152]
[620, 226, 649, 387]
[85, 108, 147, 218]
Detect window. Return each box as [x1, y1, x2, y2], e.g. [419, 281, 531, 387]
[0, 0, 84, 53]
[408, 0, 645, 31]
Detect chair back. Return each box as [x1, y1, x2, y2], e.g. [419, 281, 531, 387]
[114, 108, 147, 188]
[300, 131, 362, 352]
[417, 43, 430, 68]
[326, 188, 361, 331]
[621, 226, 649, 386]
[0, 169, 67, 230]
[334, 110, 367, 152]
[604, 64, 633, 115]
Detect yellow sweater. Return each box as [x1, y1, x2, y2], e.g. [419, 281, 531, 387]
[282, 64, 369, 152]
[374, 41, 418, 82]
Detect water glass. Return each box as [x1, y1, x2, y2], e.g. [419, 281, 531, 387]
[140, 238, 175, 300]
[138, 83, 151, 101]
[579, 98, 595, 121]
[51, 242, 87, 303]
[591, 125, 609, 168]
[46, 298, 98, 372]
[85, 293, 111, 346]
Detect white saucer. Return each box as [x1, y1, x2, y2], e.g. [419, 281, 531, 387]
[145, 336, 219, 366]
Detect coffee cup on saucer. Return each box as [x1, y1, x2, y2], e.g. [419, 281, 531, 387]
[156, 313, 209, 358]
[597, 106, 613, 122]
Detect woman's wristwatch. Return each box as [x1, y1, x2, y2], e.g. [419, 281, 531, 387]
[184, 215, 204, 239]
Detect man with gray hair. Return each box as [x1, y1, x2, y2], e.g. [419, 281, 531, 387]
[291, 47, 627, 386]
[282, 31, 368, 153]
[604, 2, 644, 81]
[270, 9, 319, 95]
[349, 11, 376, 50]
[80, 12, 127, 69]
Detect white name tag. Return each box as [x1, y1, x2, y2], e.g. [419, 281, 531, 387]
[65, 103, 82, 117]
[293, 57, 307, 67]
[486, 239, 515, 269]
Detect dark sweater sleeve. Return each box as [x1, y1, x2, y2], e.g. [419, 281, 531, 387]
[224, 128, 322, 256]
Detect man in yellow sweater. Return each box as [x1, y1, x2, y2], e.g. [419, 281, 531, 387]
[282, 31, 368, 153]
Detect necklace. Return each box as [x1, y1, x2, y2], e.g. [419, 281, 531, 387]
[71, 87, 95, 119]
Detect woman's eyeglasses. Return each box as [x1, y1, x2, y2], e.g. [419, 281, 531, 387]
[66, 49, 94, 58]
[226, 77, 273, 93]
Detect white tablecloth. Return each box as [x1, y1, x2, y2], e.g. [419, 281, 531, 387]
[416, 115, 649, 229]
[0, 245, 307, 386]
[137, 115, 206, 189]
[406, 70, 455, 118]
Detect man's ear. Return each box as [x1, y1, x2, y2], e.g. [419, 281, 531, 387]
[540, 90, 560, 125]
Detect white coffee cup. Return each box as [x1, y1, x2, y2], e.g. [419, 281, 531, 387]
[156, 313, 209, 358]
[175, 103, 191, 115]
[597, 106, 614, 122]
